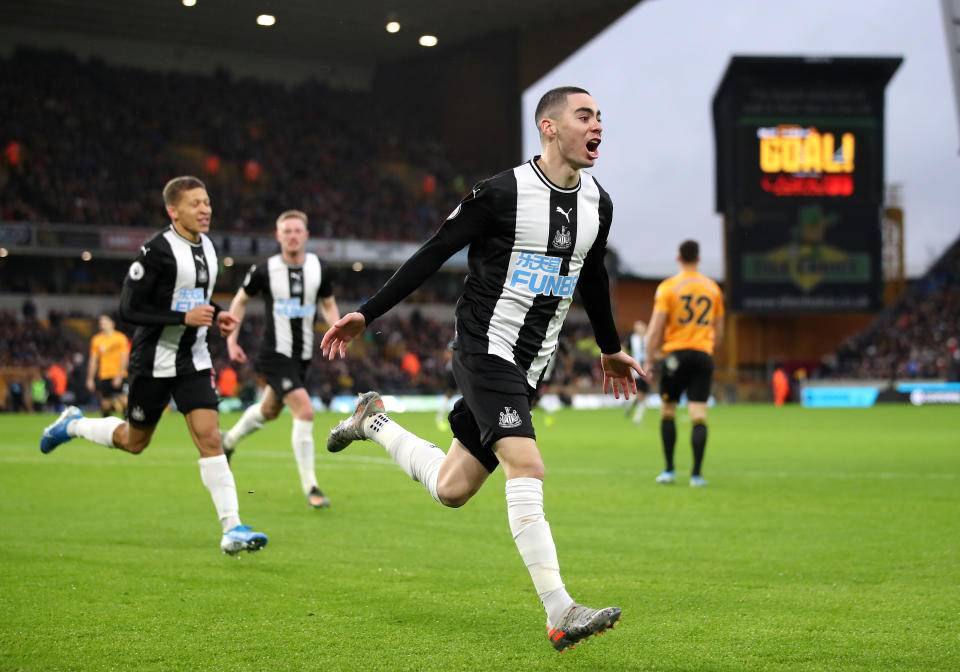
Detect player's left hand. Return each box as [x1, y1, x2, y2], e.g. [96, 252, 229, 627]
[320, 312, 367, 360]
[217, 311, 240, 338]
[600, 350, 645, 400]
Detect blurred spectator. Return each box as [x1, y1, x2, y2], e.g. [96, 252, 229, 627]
[47, 360, 68, 412]
[217, 365, 238, 399]
[772, 365, 789, 406]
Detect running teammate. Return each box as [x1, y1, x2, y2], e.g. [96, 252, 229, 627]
[625, 320, 649, 425]
[87, 314, 129, 416]
[645, 240, 724, 487]
[321, 87, 642, 652]
[221, 209, 340, 509]
[40, 176, 268, 554]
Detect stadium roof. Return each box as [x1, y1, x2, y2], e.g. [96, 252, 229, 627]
[2, 0, 641, 68]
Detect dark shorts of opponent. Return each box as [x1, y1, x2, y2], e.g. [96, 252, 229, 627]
[126, 370, 219, 428]
[449, 350, 537, 473]
[658, 349, 714, 403]
[97, 378, 125, 398]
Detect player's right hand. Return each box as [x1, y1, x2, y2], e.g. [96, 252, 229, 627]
[320, 312, 367, 360]
[184, 304, 215, 327]
[86, 378, 95, 393]
[227, 339, 247, 363]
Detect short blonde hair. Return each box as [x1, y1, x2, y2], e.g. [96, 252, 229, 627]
[276, 209, 308, 230]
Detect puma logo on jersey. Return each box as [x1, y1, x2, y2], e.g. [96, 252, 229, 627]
[555, 206, 572, 223]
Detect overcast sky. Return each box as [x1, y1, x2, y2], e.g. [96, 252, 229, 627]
[523, 0, 959, 279]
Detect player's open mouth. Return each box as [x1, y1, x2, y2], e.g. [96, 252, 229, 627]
[586, 139, 600, 159]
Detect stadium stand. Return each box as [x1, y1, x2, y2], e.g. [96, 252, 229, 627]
[829, 235, 960, 381]
[0, 48, 476, 241]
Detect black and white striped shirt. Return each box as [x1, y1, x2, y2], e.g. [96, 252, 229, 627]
[631, 333, 647, 363]
[242, 253, 333, 362]
[120, 226, 219, 378]
[358, 157, 621, 388]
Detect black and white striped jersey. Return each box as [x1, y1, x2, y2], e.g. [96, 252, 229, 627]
[358, 157, 621, 388]
[631, 333, 647, 363]
[119, 226, 219, 378]
[242, 253, 333, 362]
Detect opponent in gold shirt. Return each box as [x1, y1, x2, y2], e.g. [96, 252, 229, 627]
[646, 240, 724, 487]
[87, 314, 129, 416]
[652, 270, 724, 355]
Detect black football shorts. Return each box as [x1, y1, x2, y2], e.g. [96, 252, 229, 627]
[126, 370, 219, 428]
[659, 349, 714, 403]
[257, 354, 310, 398]
[449, 350, 537, 473]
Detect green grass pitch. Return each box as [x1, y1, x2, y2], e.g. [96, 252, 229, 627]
[2, 404, 958, 671]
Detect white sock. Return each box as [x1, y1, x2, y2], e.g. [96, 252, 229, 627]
[198, 454, 241, 532]
[632, 399, 646, 425]
[68, 416, 123, 448]
[364, 414, 445, 503]
[505, 477, 574, 626]
[292, 418, 319, 495]
[224, 404, 266, 450]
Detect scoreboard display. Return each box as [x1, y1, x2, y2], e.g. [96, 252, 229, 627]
[714, 57, 900, 313]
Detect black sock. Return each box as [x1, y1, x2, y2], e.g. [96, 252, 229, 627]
[660, 418, 676, 472]
[691, 422, 707, 476]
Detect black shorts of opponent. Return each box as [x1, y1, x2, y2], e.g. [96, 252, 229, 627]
[658, 349, 714, 403]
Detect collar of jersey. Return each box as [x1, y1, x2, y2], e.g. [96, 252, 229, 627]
[168, 225, 203, 247]
[529, 156, 581, 194]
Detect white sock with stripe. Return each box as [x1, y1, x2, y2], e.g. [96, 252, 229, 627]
[198, 454, 241, 532]
[291, 418, 319, 495]
[68, 416, 123, 447]
[363, 414, 445, 503]
[505, 477, 574, 626]
[223, 404, 266, 450]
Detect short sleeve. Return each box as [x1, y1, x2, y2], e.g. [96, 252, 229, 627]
[242, 264, 266, 297]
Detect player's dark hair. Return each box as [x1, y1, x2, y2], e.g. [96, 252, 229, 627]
[679, 239, 699, 263]
[162, 176, 206, 207]
[535, 86, 591, 127]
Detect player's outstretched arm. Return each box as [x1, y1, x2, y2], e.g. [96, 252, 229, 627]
[226, 288, 250, 362]
[320, 312, 367, 360]
[216, 311, 239, 338]
[600, 351, 645, 400]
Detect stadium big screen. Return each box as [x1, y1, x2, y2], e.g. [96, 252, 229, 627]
[713, 56, 901, 312]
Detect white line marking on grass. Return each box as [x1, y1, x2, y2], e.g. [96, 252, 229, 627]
[733, 471, 956, 480]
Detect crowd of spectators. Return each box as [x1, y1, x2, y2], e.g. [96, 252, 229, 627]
[0, 303, 90, 412]
[1, 299, 612, 412]
[1, 48, 478, 241]
[826, 236, 960, 381]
